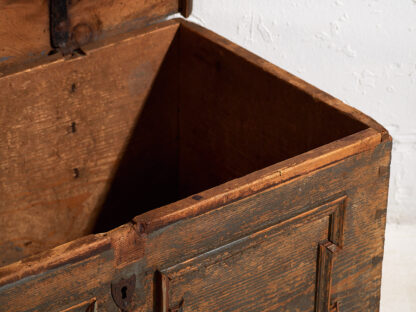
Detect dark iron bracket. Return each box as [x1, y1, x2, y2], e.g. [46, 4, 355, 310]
[49, 0, 72, 55]
[179, 0, 193, 18]
[49, 0, 192, 55]
[50, 0, 86, 56]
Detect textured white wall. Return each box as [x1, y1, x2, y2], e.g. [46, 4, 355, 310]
[188, 0, 416, 226]
[187, 1, 416, 311]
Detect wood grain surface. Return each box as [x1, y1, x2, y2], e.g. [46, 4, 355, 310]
[0, 18, 391, 312]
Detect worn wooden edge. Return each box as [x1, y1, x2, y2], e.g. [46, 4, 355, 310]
[134, 128, 382, 233]
[59, 298, 97, 312]
[0, 219, 150, 288]
[0, 233, 111, 287]
[81, 19, 181, 57]
[177, 20, 391, 142]
[0, 0, 192, 71]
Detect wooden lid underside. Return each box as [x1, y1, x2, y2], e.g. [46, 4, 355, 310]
[0, 0, 192, 71]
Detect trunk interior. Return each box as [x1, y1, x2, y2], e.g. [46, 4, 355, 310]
[0, 21, 368, 266]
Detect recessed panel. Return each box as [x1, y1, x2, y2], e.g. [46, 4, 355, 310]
[157, 197, 346, 312]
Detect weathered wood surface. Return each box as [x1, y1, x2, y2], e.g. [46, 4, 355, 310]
[0, 138, 391, 311]
[0, 19, 385, 266]
[0, 0, 192, 71]
[0, 18, 391, 311]
[158, 197, 346, 312]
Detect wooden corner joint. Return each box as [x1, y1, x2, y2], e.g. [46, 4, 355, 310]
[111, 223, 145, 268]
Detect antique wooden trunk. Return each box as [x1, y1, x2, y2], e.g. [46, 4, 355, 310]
[0, 1, 391, 311]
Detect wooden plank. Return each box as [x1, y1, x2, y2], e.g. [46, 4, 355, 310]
[160, 218, 330, 311]
[0, 248, 116, 312]
[0, 233, 111, 287]
[178, 20, 390, 142]
[134, 128, 381, 234]
[161, 197, 345, 279]
[0, 0, 189, 71]
[153, 197, 340, 311]
[155, 197, 346, 311]
[152, 196, 346, 312]
[0, 20, 181, 266]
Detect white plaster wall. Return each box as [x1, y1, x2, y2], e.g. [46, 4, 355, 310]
[187, 1, 416, 310]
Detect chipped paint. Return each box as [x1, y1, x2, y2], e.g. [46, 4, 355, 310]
[0, 56, 12, 63]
